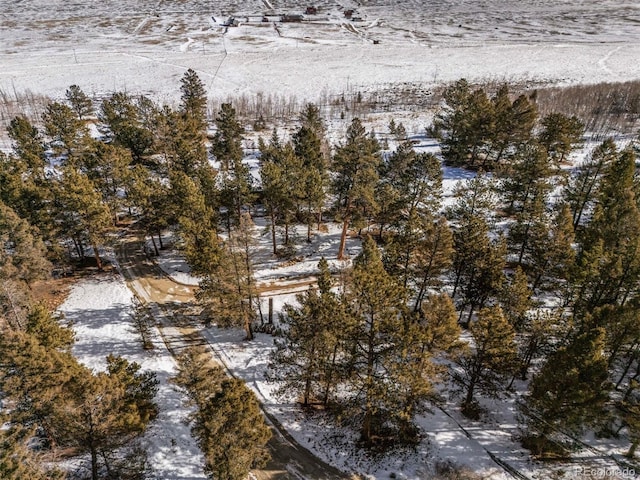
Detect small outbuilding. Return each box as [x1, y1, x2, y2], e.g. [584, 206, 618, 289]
[282, 14, 304, 22]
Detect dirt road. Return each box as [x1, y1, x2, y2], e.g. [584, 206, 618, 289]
[117, 233, 354, 480]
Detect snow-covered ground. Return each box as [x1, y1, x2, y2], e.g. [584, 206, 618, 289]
[58, 268, 207, 480]
[1, 0, 639, 105]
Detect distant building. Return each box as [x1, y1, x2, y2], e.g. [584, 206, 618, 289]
[222, 16, 239, 27]
[282, 14, 304, 22]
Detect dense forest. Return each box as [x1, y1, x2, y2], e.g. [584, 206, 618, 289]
[1, 70, 640, 478]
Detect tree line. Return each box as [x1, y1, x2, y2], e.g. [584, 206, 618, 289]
[1, 71, 639, 463]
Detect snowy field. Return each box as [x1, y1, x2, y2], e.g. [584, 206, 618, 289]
[58, 267, 207, 480]
[1, 0, 640, 104]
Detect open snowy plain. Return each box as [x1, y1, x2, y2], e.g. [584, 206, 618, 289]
[1, 0, 640, 104]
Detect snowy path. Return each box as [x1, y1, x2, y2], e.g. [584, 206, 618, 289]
[58, 270, 207, 479]
[117, 231, 353, 480]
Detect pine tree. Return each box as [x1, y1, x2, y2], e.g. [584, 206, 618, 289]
[25, 303, 74, 351]
[453, 214, 506, 326]
[42, 101, 88, 159]
[173, 345, 227, 408]
[528, 203, 576, 293]
[521, 327, 611, 455]
[195, 378, 271, 480]
[210, 103, 244, 172]
[179, 68, 208, 131]
[499, 266, 533, 330]
[447, 172, 497, 222]
[260, 134, 303, 251]
[268, 258, 345, 406]
[513, 308, 562, 382]
[573, 147, 640, 312]
[487, 85, 537, 165]
[419, 293, 463, 355]
[498, 140, 554, 218]
[54, 167, 112, 269]
[332, 118, 381, 259]
[411, 216, 454, 311]
[127, 164, 172, 253]
[293, 121, 327, 242]
[65, 84, 94, 120]
[56, 357, 157, 480]
[7, 115, 46, 172]
[0, 426, 65, 480]
[453, 305, 518, 416]
[197, 214, 258, 340]
[79, 139, 132, 225]
[99, 92, 155, 164]
[429, 79, 476, 168]
[344, 236, 437, 444]
[376, 138, 442, 240]
[0, 201, 51, 288]
[564, 138, 617, 229]
[537, 113, 584, 165]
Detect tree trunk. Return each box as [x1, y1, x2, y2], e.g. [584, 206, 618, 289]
[337, 218, 349, 260]
[271, 211, 277, 254]
[151, 236, 159, 256]
[158, 231, 164, 249]
[92, 244, 103, 270]
[90, 444, 99, 480]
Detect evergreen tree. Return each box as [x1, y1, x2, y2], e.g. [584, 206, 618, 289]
[453, 215, 506, 326]
[499, 266, 533, 330]
[345, 237, 436, 444]
[210, 103, 244, 172]
[79, 139, 132, 225]
[212, 106, 253, 230]
[528, 203, 575, 294]
[447, 172, 497, 222]
[54, 167, 112, 269]
[169, 171, 219, 276]
[42, 101, 88, 159]
[268, 258, 345, 407]
[195, 377, 271, 480]
[537, 112, 584, 165]
[174, 345, 227, 408]
[332, 118, 381, 259]
[56, 357, 157, 480]
[99, 92, 155, 164]
[7, 115, 46, 172]
[179, 68, 208, 131]
[521, 327, 611, 455]
[65, 84, 94, 120]
[197, 214, 258, 340]
[419, 293, 463, 355]
[0, 201, 51, 288]
[25, 303, 74, 351]
[453, 306, 518, 416]
[428, 79, 476, 168]
[293, 122, 327, 242]
[0, 426, 65, 480]
[498, 140, 554, 217]
[563, 138, 617, 229]
[573, 147, 640, 312]
[487, 85, 537, 165]
[513, 308, 561, 382]
[259, 134, 303, 251]
[127, 164, 172, 253]
[411, 216, 454, 311]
